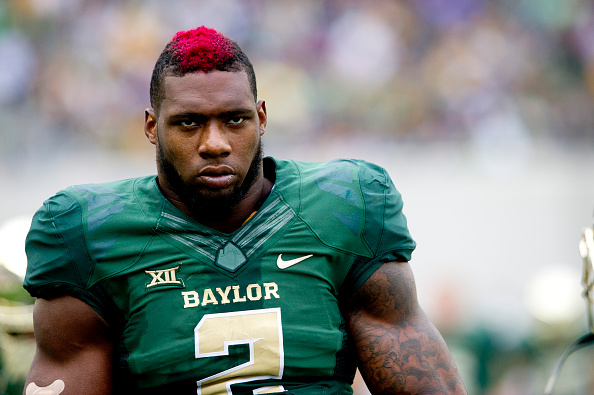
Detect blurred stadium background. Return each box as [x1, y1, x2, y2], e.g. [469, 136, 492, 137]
[1, 0, 594, 394]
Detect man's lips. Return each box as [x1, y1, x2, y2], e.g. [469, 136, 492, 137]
[197, 166, 235, 189]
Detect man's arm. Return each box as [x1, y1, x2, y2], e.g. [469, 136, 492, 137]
[24, 296, 114, 395]
[344, 261, 467, 394]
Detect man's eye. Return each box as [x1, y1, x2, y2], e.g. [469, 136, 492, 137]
[228, 117, 244, 125]
[180, 120, 198, 127]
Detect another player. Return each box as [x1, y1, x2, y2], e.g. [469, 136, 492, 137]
[22, 26, 467, 394]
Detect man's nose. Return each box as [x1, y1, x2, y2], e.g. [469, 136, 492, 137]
[198, 122, 231, 158]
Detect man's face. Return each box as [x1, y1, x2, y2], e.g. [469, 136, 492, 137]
[144, 70, 267, 219]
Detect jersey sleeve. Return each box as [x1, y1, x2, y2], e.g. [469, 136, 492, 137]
[23, 190, 113, 321]
[341, 161, 416, 294]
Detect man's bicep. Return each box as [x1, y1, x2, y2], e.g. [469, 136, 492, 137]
[348, 260, 420, 321]
[344, 261, 467, 394]
[25, 296, 114, 395]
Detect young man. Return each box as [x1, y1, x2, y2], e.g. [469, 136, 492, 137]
[23, 26, 467, 394]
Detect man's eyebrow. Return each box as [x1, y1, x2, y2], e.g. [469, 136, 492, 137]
[167, 112, 202, 120]
[167, 108, 254, 121]
[218, 108, 255, 118]
[164, 112, 206, 125]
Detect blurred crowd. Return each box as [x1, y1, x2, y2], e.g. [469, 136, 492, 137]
[2, 1, 594, 394]
[1, 0, 594, 162]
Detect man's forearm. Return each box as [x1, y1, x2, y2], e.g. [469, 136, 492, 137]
[345, 262, 467, 394]
[350, 311, 466, 394]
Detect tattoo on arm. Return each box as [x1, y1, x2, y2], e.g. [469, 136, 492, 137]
[346, 262, 466, 394]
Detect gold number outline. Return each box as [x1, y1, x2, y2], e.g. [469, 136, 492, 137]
[194, 307, 285, 395]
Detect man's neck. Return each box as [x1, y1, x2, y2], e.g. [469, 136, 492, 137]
[198, 175, 274, 233]
[157, 162, 275, 234]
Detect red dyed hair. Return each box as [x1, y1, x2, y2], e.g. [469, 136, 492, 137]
[169, 26, 236, 73]
[150, 26, 257, 111]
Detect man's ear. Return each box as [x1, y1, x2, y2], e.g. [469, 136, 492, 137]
[144, 108, 158, 145]
[257, 100, 267, 136]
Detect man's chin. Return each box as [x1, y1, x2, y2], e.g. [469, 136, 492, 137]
[184, 189, 242, 218]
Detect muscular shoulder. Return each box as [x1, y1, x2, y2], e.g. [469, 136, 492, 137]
[24, 176, 161, 297]
[272, 158, 414, 258]
[64, 176, 162, 235]
[272, 157, 389, 214]
[32, 176, 158, 222]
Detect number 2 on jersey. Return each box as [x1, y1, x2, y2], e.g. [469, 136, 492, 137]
[195, 308, 285, 394]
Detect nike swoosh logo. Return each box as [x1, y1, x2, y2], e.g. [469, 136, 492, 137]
[276, 254, 313, 269]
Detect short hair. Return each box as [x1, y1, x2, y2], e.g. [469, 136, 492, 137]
[149, 26, 257, 113]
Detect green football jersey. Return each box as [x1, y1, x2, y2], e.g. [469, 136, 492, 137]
[24, 158, 415, 394]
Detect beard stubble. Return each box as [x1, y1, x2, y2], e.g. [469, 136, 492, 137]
[157, 138, 263, 222]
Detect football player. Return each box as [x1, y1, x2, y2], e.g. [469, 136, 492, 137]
[23, 26, 467, 394]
